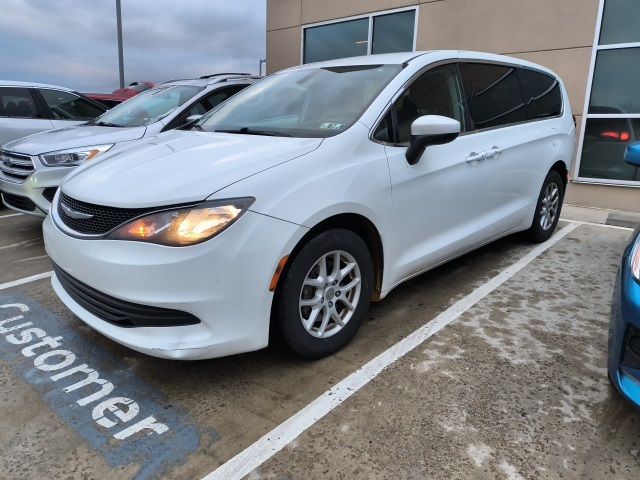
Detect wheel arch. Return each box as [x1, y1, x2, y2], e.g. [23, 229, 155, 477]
[273, 213, 385, 305]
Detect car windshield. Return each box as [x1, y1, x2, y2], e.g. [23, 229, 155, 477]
[198, 65, 402, 138]
[91, 85, 203, 127]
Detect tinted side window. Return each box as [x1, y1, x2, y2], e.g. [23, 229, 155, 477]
[393, 64, 467, 145]
[39, 89, 105, 120]
[461, 63, 527, 130]
[0, 87, 40, 118]
[519, 69, 562, 120]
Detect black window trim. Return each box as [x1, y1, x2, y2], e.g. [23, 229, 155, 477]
[369, 59, 565, 147]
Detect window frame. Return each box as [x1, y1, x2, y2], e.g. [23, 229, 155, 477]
[301, 6, 419, 65]
[370, 59, 563, 147]
[575, 0, 640, 187]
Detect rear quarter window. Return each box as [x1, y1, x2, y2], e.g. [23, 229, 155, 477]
[519, 69, 563, 120]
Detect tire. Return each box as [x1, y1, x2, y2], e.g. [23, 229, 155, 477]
[527, 170, 565, 243]
[274, 229, 374, 359]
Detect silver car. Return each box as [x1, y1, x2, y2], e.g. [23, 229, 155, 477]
[0, 80, 107, 146]
[0, 74, 258, 216]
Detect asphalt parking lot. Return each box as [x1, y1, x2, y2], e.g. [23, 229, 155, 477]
[1, 209, 639, 480]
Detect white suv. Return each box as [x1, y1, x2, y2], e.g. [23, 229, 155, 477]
[0, 74, 258, 216]
[44, 51, 575, 360]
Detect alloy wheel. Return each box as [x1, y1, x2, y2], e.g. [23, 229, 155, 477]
[539, 182, 560, 231]
[298, 250, 362, 338]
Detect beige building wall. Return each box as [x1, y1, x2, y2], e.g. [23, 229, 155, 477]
[266, 0, 639, 211]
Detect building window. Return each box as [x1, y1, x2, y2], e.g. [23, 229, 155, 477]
[577, 0, 640, 184]
[303, 7, 417, 64]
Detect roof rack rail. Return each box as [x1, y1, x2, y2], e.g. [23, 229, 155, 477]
[199, 73, 251, 79]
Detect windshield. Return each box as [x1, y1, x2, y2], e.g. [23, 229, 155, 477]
[92, 85, 203, 127]
[199, 65, 402, 138]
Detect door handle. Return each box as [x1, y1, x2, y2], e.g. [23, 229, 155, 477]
[489, 146, 504, 157]
[466, 152, 484, 163]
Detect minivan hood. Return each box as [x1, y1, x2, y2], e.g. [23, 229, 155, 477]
[61, 130, 322, 208]
[3, 124, 147, 155]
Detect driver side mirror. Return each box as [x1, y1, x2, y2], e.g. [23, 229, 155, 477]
[624, 142, 640, 167]
[405, 115, 461, 165]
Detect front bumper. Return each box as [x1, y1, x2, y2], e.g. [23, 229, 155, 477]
[608, 251, 640, 409]
[44, 209, 306, 360]
[0, 165, 73, 216]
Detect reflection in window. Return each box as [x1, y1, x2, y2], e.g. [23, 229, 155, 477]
[599, 0, 640, 45]
[519, 69, 562, 120]
[589, 48, 640, 114]
[303, 9, 416, 64]
[303, 19, 369, 63]
[579, 118, 640, 181]
[372, 10, 415, 55]
[461, 63, 527, 129]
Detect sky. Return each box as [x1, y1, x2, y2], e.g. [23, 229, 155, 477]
[0, 0, 266, 93]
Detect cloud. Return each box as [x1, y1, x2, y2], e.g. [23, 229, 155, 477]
[0, 0, 266, 92]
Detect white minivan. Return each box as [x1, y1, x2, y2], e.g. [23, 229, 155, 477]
[44, 51, 575, 360]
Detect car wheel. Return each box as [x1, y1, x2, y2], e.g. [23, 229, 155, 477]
[275, 229, 374, 359]
[527, 170, 564, 243]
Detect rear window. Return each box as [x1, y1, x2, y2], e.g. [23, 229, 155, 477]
[461, 63, 527, 130]
[519, 69, 562, 120]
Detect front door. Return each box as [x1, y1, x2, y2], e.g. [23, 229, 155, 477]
[378, 64, 495, 286]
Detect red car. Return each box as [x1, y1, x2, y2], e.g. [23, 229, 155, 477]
[84, 81, 155, 109]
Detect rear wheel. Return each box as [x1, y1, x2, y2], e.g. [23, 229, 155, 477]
[527, 170, 564, 243]
[275, 229, 374, 359]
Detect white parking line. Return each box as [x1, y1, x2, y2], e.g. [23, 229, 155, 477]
[0, 213, 23, 219]
[203, 222, 580, 480]
[560, 218, 635, 231]
[0, 271, 53, 291]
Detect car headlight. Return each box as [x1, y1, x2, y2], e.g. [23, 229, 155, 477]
[39, 144, 114, 167]
[631, 238, 640, 280]
[105, 198, 255, 246]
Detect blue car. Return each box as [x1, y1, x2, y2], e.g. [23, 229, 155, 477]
[608, 142, 640, 408]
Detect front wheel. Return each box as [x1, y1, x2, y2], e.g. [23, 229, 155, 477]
[274, 229, 374, 359]
[527, 170, 564, 243]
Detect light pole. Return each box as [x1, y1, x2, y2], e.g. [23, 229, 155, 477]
[116, 0, 125, 88]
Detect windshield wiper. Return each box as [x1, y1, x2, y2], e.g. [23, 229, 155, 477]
[191, 123, 204, 131]
[214, 127, 292, 137]
[90, 121, 124, 128]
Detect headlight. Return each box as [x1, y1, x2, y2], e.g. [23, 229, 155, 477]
[39, 144, 114, 167]
[631, 238, 640, 280]
[106, 198, 254, 246]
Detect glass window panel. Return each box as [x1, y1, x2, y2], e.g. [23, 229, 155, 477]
[579, 118, 640, 181]
[589, 48, 640, 114]
[0, 87, 40, 118]
[393, 64, 466, 145]
[461, 63, 527, 129]
[303, 19, 369, 64]
[372, 10, 415, 55]
[599, 0, 640, 45]
[39, 89, 104, 120]
[519, 69, 562, 120]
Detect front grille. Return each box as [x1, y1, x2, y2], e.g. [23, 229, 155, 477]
[0, 150, 35, 183]
[53, 263, 201, 328]
[42, 187, 58, 203]
[2, 192, 36, 212]
[57, 192, 156, 235]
